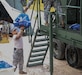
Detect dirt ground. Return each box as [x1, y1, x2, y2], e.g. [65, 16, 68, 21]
[0, 36, 82, 75]
[25, 55, 82, 75]
[53, 58, 82, 75]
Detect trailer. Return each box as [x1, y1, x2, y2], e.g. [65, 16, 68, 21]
[26, 0, 82, 75]
[52, 0, 82, 68]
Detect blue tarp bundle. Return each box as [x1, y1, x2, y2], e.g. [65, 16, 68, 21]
[69, 23, 80, 30]
[0, 61, 12, 69]
[14, 13, 31, 28]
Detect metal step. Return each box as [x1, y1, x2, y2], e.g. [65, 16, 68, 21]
[27, 62, 43, 67]
[32, 48, 47, 53]
[35, 38, 49, 42]
[29, 58, 44, 62]
[31, 53, 46, 57]
[34, 43, 48, 47]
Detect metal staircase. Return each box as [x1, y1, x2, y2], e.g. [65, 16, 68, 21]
[27, 29, 49, 67]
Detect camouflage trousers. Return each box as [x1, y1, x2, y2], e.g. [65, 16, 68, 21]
[43, 0, 63, 23]
[13, 48, 24, 71]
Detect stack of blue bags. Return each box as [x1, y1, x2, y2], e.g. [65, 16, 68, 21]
[13, 13, 31, 28]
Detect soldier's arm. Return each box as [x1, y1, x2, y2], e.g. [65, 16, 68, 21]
[15, 27, 24, 39]
[24, 0, 34, 12]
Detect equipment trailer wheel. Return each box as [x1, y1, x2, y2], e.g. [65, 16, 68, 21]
[53, 38, 65, 59]
[65, 45, 82, 68]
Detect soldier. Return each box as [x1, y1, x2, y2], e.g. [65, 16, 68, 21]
[43, 0, 64, 28]
[12, 26, 27, 74]
[24, 0, 65, 28]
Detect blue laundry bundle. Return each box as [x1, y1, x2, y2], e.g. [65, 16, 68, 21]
[14, 13, 31, 28]
[69, 23, 80, 30]
[0, 61, 12, 69]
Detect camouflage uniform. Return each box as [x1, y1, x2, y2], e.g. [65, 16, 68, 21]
[13, 48, 24, 71]
[12, 30, 24, 72]
[43, 0, 63, 24]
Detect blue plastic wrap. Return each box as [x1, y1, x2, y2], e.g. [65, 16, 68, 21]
[0, 61, 12, 69]
[14, 13, 31, 28]
[69, 23, 80, 30]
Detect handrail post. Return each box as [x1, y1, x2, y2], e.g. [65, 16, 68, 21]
[80, 0, 82, 35]
[49, 12, 53, 75]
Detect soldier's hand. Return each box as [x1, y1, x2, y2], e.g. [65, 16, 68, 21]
[20, 26, 25, 30]
[24, 7, 28, 12]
